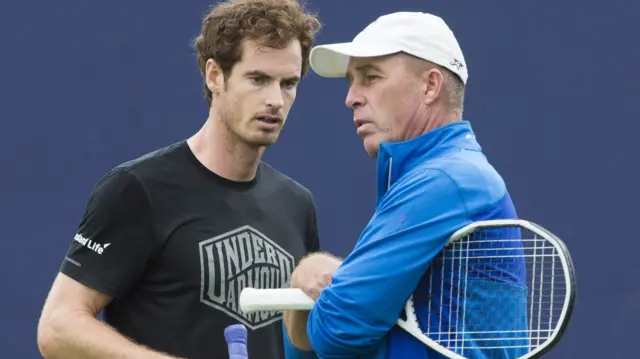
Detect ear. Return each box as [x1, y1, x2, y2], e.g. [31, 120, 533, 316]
[205, 59, 224, 95]
[421, 68, 445, 106]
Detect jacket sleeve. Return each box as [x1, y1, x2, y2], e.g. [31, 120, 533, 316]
[306, 169, 471, 358]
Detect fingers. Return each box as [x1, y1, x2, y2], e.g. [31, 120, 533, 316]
[303, 284, 323, 301]
[307, 272, 335, 300]
[295, 273, 333, 301]
[300, 276, 326, 300]
[322, 272, 333, 285]
[290, 257, 339, 301]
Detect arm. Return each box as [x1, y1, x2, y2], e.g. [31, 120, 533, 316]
[283, 321, 319, 359]
[306, 169, 471, 358]
[37, 167, 175, 358]
[283, 196, 323, 352]
[37, 273, 180, 359]
[284, 311, 313, 352]
[283, 254, 340, 352]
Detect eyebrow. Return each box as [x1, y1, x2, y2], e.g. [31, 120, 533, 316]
[355, 64, 383, 73]
[244, 70, 300, 83]
[346, 63, 383, 82]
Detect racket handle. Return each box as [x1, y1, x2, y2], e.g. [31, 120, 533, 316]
[224, 324, 248, 359]
[239, 287, 315, 313]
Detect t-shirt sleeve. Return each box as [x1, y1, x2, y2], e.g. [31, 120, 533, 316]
[305, 194, 321, 254]
[59, 166, 156, 299]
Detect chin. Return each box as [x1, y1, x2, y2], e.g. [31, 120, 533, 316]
[253, 139, 277, 147]
[363, 138, 381, 157]
[364, 147, 379, 157]
[247, 133, 281, 147]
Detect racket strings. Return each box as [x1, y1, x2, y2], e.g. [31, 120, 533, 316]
[420, 226, 567, 357]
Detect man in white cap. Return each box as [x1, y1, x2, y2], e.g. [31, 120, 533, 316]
[282, 12, 527, 359]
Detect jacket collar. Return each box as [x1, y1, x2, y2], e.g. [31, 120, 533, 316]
[375, 120, 481, 203]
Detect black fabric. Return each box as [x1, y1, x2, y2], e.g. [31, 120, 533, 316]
[60, 140, 320, 359]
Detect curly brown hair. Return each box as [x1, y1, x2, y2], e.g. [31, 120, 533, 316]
[193, 0, 322, 104]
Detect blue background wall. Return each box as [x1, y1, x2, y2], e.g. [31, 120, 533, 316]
[1, 0, 637, 357]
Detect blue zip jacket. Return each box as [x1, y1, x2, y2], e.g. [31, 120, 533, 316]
[284, 121, 527, 359]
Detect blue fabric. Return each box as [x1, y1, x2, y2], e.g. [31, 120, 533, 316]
[300, 121, 527, 359]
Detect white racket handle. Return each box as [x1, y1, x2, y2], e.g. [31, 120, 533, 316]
[239, 288, 315, 313]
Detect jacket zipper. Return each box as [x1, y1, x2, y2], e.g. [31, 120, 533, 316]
[387, 157, 393, 192]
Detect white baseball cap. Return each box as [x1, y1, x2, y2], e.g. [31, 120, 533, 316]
[309, 12, 468, 84]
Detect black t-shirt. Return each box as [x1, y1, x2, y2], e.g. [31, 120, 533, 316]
[59, 140, 320, 359]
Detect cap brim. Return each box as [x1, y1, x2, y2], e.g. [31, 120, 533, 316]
[309, 42, 400, 78]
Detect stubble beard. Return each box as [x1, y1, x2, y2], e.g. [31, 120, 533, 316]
[222, 108, 279, 149]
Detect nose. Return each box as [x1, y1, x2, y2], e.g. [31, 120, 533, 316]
[345, 85, 365, 109]
[265, 83, 284, 109]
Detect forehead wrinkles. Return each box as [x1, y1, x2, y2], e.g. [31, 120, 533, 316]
[347, 54, 417, 81]
[348, 57, 384, 75]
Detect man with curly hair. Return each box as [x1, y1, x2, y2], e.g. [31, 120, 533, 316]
[37, 1, 322, 358]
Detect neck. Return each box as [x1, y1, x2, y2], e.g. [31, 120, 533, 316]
[187, 108, 264, 182]
[409, 103, 461, 139]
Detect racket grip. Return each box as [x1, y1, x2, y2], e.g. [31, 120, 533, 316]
[224, 324, 248, 359]
[239, 287, 315, 313]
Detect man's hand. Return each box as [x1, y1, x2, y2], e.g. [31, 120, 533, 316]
[291, 253, 342, 300]
[284, 252, 342, 351]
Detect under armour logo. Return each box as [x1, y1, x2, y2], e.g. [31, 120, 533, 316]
[450, 59, 464, 70]
[198, 225, 295, 330]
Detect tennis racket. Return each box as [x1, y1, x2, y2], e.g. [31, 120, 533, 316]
[224, 324, 248, 359]
[239, 219, 576, 359]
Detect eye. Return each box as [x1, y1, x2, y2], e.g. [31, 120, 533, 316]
[282, 80, 298, 89]
[365, 74, 380, 82]
[251, 76, 267, 85]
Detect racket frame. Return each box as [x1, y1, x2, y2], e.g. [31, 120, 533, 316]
[396, 219, 576, 359]
[239, 219, 577, 359]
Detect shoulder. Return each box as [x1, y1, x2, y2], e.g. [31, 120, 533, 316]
[117, 141, 189, 179]
[412, 149, 508, 215]
[259, 161, 316, 206]
[88, 141, 188, 200]
[81, 166, 150, 221]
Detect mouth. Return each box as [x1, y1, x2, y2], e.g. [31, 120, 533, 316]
[354, 118, 370, 129]
[355, 118, 376, 137]
[256, 115, 282, 125]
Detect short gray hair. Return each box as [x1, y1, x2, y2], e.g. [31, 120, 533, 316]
[442, 68, 465, 115]
[404, 54, 466, 116]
